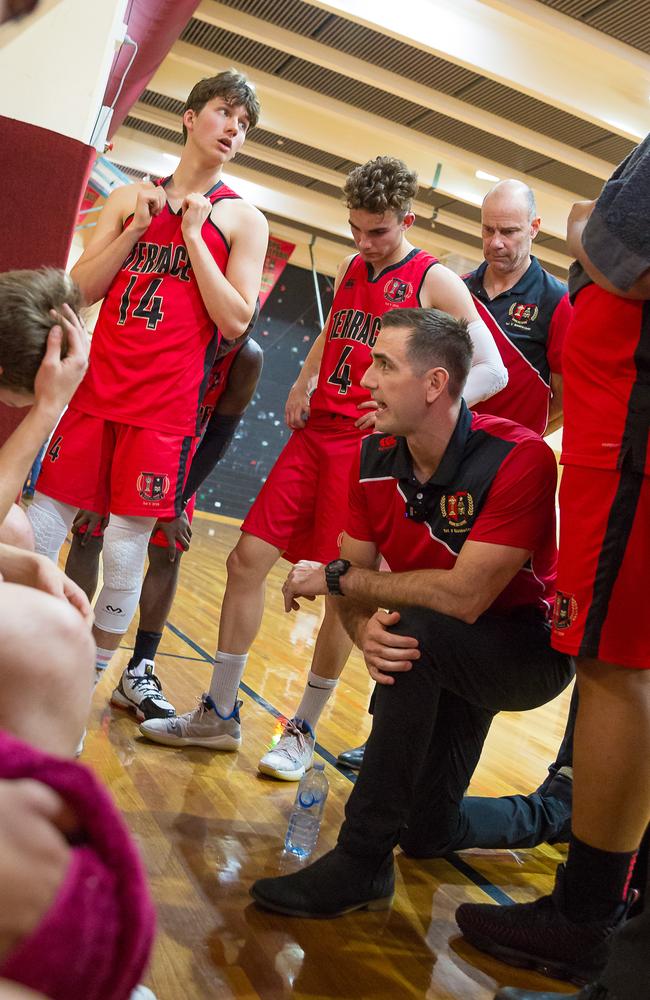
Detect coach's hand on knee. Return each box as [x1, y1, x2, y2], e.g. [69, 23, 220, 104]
[360, 610, 420, 685]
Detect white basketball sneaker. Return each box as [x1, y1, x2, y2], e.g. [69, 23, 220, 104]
[111, 659, 175, 722]
[139, 694, 242, 750]
[258, 718, 315, 781]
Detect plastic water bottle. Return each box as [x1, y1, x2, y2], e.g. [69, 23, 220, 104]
[284, 763, 329, 858]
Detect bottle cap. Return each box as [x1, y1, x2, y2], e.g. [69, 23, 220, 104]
[313, 763, 325, 771]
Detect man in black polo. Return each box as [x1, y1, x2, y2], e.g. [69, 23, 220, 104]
[249, 308, 574, 918]
[466, 178, 570, 436]
[337, 181, 576, 856]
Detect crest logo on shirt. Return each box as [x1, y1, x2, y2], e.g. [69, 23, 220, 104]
[344, 278, 355, 289]
[383, 278, 413, 303]
[137, 472, 170, 502]
[552, 591, 578, 631]
[379, 435, 397, 450]
[440, 491, 474, 526]
[509, 301, 539, 324]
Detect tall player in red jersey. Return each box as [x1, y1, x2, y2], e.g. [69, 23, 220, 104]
[28, 71, 268, 706]
[64, 338, 263, 723]
[141, 157, 508, 776]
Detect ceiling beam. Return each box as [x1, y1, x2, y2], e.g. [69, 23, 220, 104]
[111, 127, 487, 265]
[127, 103, 571, 271]
[150, 44, 581, 238]
[194, 0, 613, 181]
[304, 0, 650, 140]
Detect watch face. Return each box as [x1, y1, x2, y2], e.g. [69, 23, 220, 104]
[329, 559, 348, 572]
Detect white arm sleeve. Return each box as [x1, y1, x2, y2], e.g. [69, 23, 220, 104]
[463, 318, 508, 406]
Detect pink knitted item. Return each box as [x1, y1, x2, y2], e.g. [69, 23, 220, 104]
[0, 729, 155, 1000]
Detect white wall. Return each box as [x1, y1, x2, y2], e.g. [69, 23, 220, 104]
[0, 0, 128, 144]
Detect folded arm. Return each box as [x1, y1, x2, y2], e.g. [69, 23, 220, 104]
[420, 264, 508, 404]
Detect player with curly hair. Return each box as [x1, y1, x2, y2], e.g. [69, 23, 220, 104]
[140, 156, 507, 777]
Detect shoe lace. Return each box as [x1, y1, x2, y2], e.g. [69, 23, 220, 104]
[167, 698, 207, 734]
[130, 672, 164, 700]
[273, 719, 308, 760]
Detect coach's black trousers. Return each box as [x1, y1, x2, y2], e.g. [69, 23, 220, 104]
[337, 606, 574, 860]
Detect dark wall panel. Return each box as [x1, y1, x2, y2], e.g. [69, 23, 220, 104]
[195, 263, 334, 520]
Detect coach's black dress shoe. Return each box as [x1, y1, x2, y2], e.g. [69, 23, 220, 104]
[250, 846, 394, 917]
[336, 742, 366, 770]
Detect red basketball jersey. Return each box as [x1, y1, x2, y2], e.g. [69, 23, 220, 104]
[470, 295, 551, 434]
[72, 179, 240, 436]
[310, 249, 438, 421]
[198, 344, 241, 433]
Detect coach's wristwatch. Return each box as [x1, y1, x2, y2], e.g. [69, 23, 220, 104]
[324, 558, 351, 596]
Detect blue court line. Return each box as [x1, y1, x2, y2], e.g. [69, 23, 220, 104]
[165, 620, 514, 905]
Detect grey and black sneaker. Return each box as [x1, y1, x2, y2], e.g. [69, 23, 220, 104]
[139, 694, 242, 750]
[111, 659, 175, 721]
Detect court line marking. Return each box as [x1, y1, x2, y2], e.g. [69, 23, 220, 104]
[166, 620, 514, 906]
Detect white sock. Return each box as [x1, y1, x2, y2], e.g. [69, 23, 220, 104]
[208, 650, 248, 717]
[294, 670, 338, 732]
[128, 658, 154, 676]
[95, 646, 114, 677]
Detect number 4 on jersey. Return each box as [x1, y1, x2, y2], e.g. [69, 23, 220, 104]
[47, 435, 63, 462]
[327, 345, 354, 395]
[118, 276, 165, 331]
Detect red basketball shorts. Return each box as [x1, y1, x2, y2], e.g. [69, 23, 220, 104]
[242, 418, 363, 564]
[551, 462, 650, 669]
[36, 407, 195, 518]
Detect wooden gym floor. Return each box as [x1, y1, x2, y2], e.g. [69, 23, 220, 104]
[79, 512, 575, 1000]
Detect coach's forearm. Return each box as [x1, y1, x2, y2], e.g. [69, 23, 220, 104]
[339, 565, 481, 624]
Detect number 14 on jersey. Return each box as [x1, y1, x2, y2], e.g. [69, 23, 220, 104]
[118, 276, 165, 331]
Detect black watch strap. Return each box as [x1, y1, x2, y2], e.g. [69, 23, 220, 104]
[324, 559, 351, 596]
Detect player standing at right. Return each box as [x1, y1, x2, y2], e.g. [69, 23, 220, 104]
[456, 134, 650, 1000]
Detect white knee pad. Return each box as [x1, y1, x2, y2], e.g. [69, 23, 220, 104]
[93, 514, 155, 634]
[28, 492, 77, 562]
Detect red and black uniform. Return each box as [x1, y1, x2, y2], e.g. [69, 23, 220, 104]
[348, 404, 558, 616]
[549, 131, 650, 671]
[551, 290, 650, 669]
[242, 248, 438, 563]
[37, 178, 240, 517]
[149, 345, 241, 550]
[337, 402, 573, 861]
[464, 257, 570, 434]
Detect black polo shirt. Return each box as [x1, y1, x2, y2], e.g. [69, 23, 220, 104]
[347, 403, 558, 615]
[464, 257, 569, 385]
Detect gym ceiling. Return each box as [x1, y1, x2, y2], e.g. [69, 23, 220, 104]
[109, 0, 650, 278]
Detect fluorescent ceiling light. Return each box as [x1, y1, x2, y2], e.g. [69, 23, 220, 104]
[475, 170, 500, 182]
